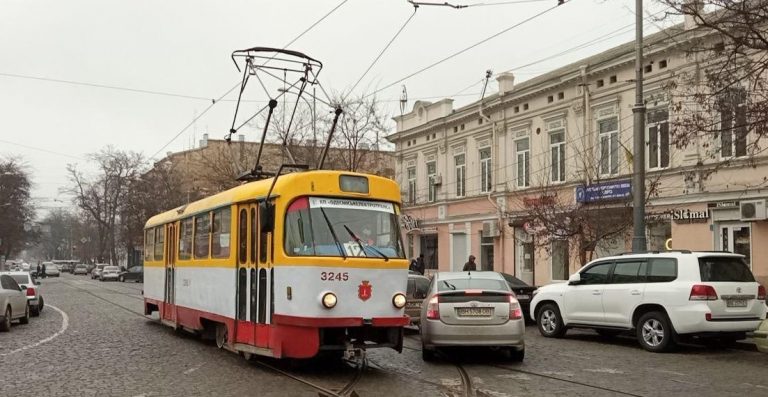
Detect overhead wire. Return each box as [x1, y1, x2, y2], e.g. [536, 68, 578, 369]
[0, 138, 87, 161]
[365, 0, 570, 100]
[346, 6, 419, 100]
[148, 0, 351, 160]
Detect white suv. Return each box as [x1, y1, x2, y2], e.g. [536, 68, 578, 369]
[530, 251, 767, 352]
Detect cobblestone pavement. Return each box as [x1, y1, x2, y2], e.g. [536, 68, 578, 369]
[2, 274, 766, 397]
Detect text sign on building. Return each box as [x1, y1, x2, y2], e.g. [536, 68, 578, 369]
[401, 214, 419, 232]
[575, 180, 631, 203]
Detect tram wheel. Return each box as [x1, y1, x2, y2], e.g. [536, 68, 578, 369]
[215, 324, 228, 349]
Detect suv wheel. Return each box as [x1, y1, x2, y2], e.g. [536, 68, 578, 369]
[1, 307, 11, 332]
[537, 303, 566, 338]
[636, 311, 675, 352]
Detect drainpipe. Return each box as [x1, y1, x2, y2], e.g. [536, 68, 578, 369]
[479, 70, 502, 271]
[580, 64, 591, 184]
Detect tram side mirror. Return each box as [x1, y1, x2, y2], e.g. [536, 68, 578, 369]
[568, 273, 582, 285]
[260, 202, 275, 233]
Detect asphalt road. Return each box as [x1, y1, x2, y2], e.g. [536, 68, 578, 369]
[1, 274, 766, 397]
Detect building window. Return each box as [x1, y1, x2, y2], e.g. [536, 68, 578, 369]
[427, 161, 437, 203]
[461, 124, 465, 131]
[548, 95, 554, 103]
[407, 166, 416, 204]
[558, 92, 565, 100]
[479, 118, 483, 125]
[610, 75, 617, 84]
[647, 220, 671, 252]
[648, 109, 670, 169]
[514, 106, 519, 113]
[550, 129, 566, 182]
[644, 64, 653, 73]
[516, 138, 530, 187]
[454, 126, 458, 133]
[718, 87, 748, 158]
[480, 148, 492, 193]
[659, 59, 668, 69]
[596, 79, 604, 88]
[455, 154, 466, 198]
[598, 116, 619, 175]
[523, 103, 529, 111]
[480, 236, 494, 271]
[551, 239, 570, 280]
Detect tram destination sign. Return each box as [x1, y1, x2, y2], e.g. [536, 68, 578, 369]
[575, 179, 631, 203]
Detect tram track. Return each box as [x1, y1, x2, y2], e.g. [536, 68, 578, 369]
[250, 356, 367, 397]
[57, 278, 147, 319]
[402, 334, 644, 397]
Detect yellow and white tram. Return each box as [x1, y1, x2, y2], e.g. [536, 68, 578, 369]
[143, 171, 409, 359]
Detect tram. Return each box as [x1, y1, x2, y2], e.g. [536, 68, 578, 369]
[143, 171, 410, 359]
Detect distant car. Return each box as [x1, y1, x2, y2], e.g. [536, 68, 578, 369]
[420, 271, 525, 362]
[73, 264, 88, 275]
[91, 264, 107, 279]
[21, 263, 30, 272]
[118, 266, 143, 283]
[0, 274, 30, 331]
[499, 273, 537, 321]
[45, 266, 61, 277]
[0, 272, 44, 316]
[406, 273, 431, 326]
[100, 266, 121, 282]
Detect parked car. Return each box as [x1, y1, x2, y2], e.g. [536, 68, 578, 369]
[753, 318, 768, 353]
[0, 271, 43, 316]
[0, 274, 30, 331]
[45, 266, 61, 277]
[420, 271, 525, 362]
[91, 264, 107, 279]
[73, 264, 89, 275]
[530, 251, 767, 352]
[100, 266, 121, 282]
[500, 273, 537, 322]
[118, 266, 143, 283]
[406, 273, 431, 326]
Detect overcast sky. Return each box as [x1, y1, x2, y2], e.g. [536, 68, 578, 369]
[0, 0, 675, 214]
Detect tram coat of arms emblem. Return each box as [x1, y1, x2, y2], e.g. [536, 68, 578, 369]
[358, 280, 372, 301]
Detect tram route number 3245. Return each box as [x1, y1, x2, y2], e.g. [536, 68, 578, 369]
[320, 271, 349, 281]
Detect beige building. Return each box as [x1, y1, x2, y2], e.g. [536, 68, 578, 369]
[389, 20, 768, 287]
[152, 133, 397, 199]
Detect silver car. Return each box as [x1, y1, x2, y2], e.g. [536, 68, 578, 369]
[0, 272, 43, 316]
[1, 274, 30, 331]
[91, 264, 107, 279]
[419, 271, 525, 362]
[100, 266, 120, 281]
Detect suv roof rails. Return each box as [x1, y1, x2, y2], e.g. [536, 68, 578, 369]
[616, 249, 692, 256]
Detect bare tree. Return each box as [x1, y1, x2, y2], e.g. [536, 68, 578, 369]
[659, 1, 768, 171]
[66, 147, 144, 265]
[324, 94, 390, 172]
[0, 157, 36, 259]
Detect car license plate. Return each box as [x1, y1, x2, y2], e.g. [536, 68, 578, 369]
[456, 307, 493, 317]
[516, 294, 530, 300]
[726, 299, 748, 307]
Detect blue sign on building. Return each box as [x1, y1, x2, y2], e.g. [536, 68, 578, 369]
[575, 180, 632, 203]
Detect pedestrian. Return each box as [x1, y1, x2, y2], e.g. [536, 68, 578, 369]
[36, 262, 41, 277]
[409, 258, 418, 273]
[462, 255, 477, 271]
[41, 262, 47, 278]
[415, 253, 425, 275]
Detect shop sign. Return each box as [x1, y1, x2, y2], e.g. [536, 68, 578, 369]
[401, 214, 419, 231]
[575, 180, 631, 203]
[646, 208, 710, 222]
[707, 201, 739, 209]
[522, 195, 556, 207]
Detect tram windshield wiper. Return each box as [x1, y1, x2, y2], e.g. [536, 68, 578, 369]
[319, 207, 346, 259]
[343, 225, 389, 261]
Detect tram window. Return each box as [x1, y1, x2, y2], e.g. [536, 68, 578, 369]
[145, 229, 154, 261]
[154, 227, 165, 261]
[179, 218, 193, 260]
[250, 208, 257, 263]
[194, 214, 210, 259]
[259, 203, 272, 264]
[239, 209, 248, 263]
[212, 208, 231, 259]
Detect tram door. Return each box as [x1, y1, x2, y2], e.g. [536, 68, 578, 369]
[163, 223, 176, 324]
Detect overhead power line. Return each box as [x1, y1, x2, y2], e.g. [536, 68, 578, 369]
[366, 0, 570, 99]
[0, 138, 87, 161]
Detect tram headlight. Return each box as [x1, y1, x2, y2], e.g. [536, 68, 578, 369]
[322, 292, 338, 309]
[392, 293, 407, 309]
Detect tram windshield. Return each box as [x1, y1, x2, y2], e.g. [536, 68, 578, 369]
[284, 196, 406, 259]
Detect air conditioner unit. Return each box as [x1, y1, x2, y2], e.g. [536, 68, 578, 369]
[740, 199, 767, 221]
[432, 175, 442, 185]
[482, 221, 500, 238]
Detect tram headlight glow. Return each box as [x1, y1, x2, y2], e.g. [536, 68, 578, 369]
[322, 292, 338, 309]
[392, 293, 407, 309]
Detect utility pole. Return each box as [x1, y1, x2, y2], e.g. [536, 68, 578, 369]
[631, 0, 647, 252]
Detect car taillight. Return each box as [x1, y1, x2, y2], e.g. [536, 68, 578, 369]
[26, 287, 36, 297]
[758, 285, 766, 301]
[509, 295, 522, 320]
[689, 284, 718, 301]
[426, 296, 440, 320]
